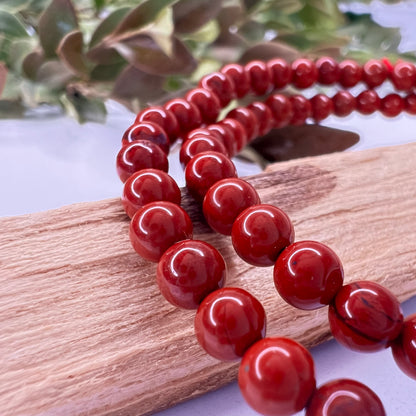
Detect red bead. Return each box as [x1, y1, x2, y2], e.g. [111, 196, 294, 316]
[195, 287, 266, 361]
[157, 240, 226, 309]
[185, 127, 219, 143]
[121, 169, 181, 218]
[328, 281, 403, 352]
[129, 201, 193, 262]
[356, 90, 381, 115]
[185, 151, 237, 202]
[266, 94, 294, 128]
[292, 58, 318, 89]
[220, 118, 248, 154]
[339, 60, 362, 87]
[290, 95, 312, 126]
[221, 63, 251, 98]
[305, 379, 386, 416]
[203, 178, 261, 235]
[121, 121, 170, 154]
[247, 101, 274, 137]
[199, 71, 236, 107]
[316, 56, 340, 85]
[362, 59, 388, 88]
[116, 140, 168, 183]
[267, 58, 292, 89]
[310, 94, 334, 122]
[404, 93, 416, 115]
[332, 91, 356, 117]
[274, 241, 344, 310]
[180, 135, 228, 167]
[231, 204, 295, 267]
[207, 123, 237, 156]
[164, 98, 202, 137]
[185, 88, 221, 124]
[392, 313, 416, 380]
[239, 337, 316, 416]
[226, 107, 259, 142]
[391, 61, 416, 91]
[245, 60, 272, 95]
[380, 93, 404, 117]
[135, 106, 179, 144]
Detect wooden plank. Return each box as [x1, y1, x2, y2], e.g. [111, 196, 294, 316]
[0, 143, 415, 416]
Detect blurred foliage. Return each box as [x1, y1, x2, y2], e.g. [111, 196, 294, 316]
[0, 0, 414, 122]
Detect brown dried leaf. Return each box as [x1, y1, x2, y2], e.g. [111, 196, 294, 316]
[22, 49, 44, 80]
[240, 41, 301, 63]
[0, 62, 7, 97]
[57, 31, 89, 77]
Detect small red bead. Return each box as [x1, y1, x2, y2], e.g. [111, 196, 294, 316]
[221, 63, 251, 98]
[392, 313, 416, 380]
[316, 56, 340, 85]
[207, 123, 237, 156]
[199, 71, 236, 107]
[404, 93, 416, 114]
[231, 204, 295, 267]
[239, 337, 316, 416]
[356, 90, 381, 115]
[391, 61, 416, 91]
[121, 169, 181, 218]
[332, 91, 356, 117]
[180, 135, 228, 167]
[203, 178, 261, 235]
[247, 101, 274, 137]
[195, 287, 266, 361]
[220, 118, 249, 154]
[305, 379, 386, 416]
[157, 240, 226, 309]
[185, 88, 221, 124]
[339, 60, 363, 87]
[362, 59, 388, 88]
[116, 140, 169, 183]
[185, 151, 237, 202]
[164, 98, 202, 137]
[129, 201, 193, 262]
[185, 127, 219, 142]
[266, 94, 294, 128]
[290, 95, 312, 126]
[328, 281, 403, 352]
[267, 58, 292, 89]
[226, 107, 259, 142]
[310, 94, 334, 122]
[274, 241, 344, 310]
[380, 93, 404, 117]
[121, 121, 170, 154]
[292, 58, 318, 89]
[245, 60, 272, 95]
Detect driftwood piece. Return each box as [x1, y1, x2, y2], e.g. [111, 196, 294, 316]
[1, 143, 415, 416]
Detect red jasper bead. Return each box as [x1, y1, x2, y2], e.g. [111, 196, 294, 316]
[185, 127, 220, 143]
[129, 201, 193, 262]
[226, 107, 259, 142]
[245, 60, 272, 95]
[247, 101, 274, 137]
[362, 59, 388, 88]
[121, 121, 170, 154]
[185, 151, 237, 202]
[231, 204, 295, 267]
[122, 169, 181, 218]
[310, 94, 334, 122]
[305, 379, 386, 416]
[267, 58, 292, 89]
[203, 178, 260, 235]
[195, 287, 266, 361]
[356, 90, 381, 115]
[239, 337, 316, 416]
[328, 281, 403, 352]
[185, 88, 221, 124]
[316, 56, 340, 85]
[332, 91, 356, 117]
[157, 240, 226, 309]
[180, 135, 228, 167]
[164, 98, 202, 137]
[290, 95, 312, 126]
[292, 58, 318, 89]
[380, 93, 404, 117]
[266, 94, 294, 128]
[404, 93, 416, 114]
[274, 241, 344, 310]
[116, 140, 169, 183]
[221, 63, 251, 98]
[207, 123, 237, 156]
[391, 61, 416, 91]
[135, 106, 179, 144]
[220, 118, 248, 154]
[392, 313, 416, 380]
[339, 60, 363, 87]
[199, 71, 236, 107]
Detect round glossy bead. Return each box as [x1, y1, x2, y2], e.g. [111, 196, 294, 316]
[266, 94, 294, 128]
[328, 281, 404, 352]
[226, 107, 259, 142]
[332, 91, 356, 117]
[121, 121, 170, 154]
[199, 71, 236, 107]
[157, 240, 226, 309]
[404, 93, 416, 115]
[220, 118, 248, 154]
[274, 240, 344, 310]
[380, 93, 404, 117]
[247, 101, 274, 137]
[239, 337, 316, 416]
[391, 61, 416, 91]
[292, 58, 318, 89]
[129, 201, 193, 262]
[207, 123, 236, 156]
[121, 169, 181, 218]
[392, 313, 416, 380]
[245, 60, 272, 95]
[231, 204, 295, 267]
[267, 58, 292, 89]
[290, 95, 312, 126]
[185, 151, 237, 202]
[116, 140, 169, 183]
[339, 60, 362, 87]
[164, 98, 202, 137]
[195, 287, 266, 361]
[180, 135, 228, 167]
[221, 63, 251, 98]
[203, 178, 261, 235]
[362, 59, 388, 88]
[356, 90, 380, 115]
[305, 379, 386, 416]
[310, 94, 334, 122]
[185, 88, 221, 124]
[316, 56, 340, 85]
[185, 127, 220, 143]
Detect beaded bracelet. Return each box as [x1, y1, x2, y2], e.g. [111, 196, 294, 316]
[115, 57, 416, 416]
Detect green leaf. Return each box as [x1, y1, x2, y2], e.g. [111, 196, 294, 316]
[240, 41, 301, 63]
[0, 11, 28, 38]
[5, 38, 35, 71]
[94, 0, 106, 12]
[297, 0, 345, 30]
[57, 30, 90, 76]
[90, 61, 126, 81]
[36, 60, 74, 89]
[0, 0, 32, 12]
[61, 89, 107, 123]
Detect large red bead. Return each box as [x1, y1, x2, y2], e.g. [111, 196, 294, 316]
[129, 201, 193, 262]
[310, 94, 334, 122]
[226, 107, 258, 142]
[290, 95, 312, 126]
[122, 169, 181, 218]
[338, 60, 362, 87]
[199, 71, 236, 107]
[195, 287, 266, 361]
[356, 90, 381, 115]
[164, 98, 202, 137]
[207, 123, 237, 156]
[266, 94, 294, 128]
[316, 56, 340, 85]
[185, 127, 219, 143]
[328, 281, 403, 352]
[231, 204, 295, 267]
[391, 61, 416, 91]
[274, 241, 344, 310]
[380, 93, 404, 118]
[305, 379, 386, 416]
[245, 60, 272, 95]
[239, 337, 316, 416]
[157, 240, 226, 309]
[185, 151, 237, 202]
[392, 313, 416, 380]
[267, 58, 292, 89]
[247, 101, 274, 137]
[220, 118, 248, 154]
[116, 140, 169, 183]
[221, 63, 251, 98]
[292, 58, 318, 89]
[185, 88, 221, 124]
[362, 59, 388, 88]
[203, 178, 260, 235]
[332, 90, 356, 117]
[180, 135, 228, 167]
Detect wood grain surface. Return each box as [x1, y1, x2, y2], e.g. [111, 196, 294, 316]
[1, 143, 415, 416]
